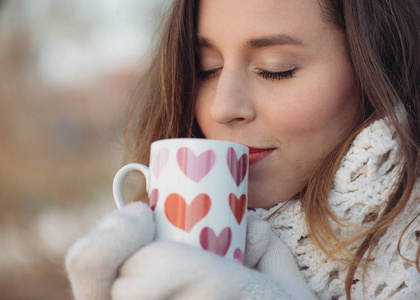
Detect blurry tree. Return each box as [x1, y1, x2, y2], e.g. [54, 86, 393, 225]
[0, 0, 167, 299]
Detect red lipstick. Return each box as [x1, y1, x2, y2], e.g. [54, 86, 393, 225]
[246, 146, 275, 165]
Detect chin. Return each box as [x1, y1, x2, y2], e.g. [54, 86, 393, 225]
[247, 199, 275, 209]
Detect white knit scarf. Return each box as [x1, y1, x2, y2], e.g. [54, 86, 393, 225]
[249, 119, 420, 299]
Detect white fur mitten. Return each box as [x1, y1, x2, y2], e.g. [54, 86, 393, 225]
[65, 201, 155, 300]
[110, 215, 316, 300]
[245, 215, 315, 298]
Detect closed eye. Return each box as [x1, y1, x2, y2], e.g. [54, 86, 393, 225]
[197, 68, 222, 80]
[197, 67, 298, 81]
[257, 68, 297, 80]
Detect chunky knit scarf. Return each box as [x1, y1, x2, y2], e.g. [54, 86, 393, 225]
[249, 119, 420, 299]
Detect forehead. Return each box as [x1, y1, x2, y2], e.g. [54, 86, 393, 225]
[195, 0, 344, 60]
[196, 0, 328, 40]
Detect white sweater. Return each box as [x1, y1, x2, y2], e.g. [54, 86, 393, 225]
[249, 119, 420, 299]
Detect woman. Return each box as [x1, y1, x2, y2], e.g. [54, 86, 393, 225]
[66, 0, 420, 299]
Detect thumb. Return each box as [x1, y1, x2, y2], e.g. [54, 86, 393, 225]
[257, 231, 300, 277]
[244, 215, 272, 268]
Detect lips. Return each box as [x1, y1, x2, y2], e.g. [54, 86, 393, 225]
[246, 146, 275, 165]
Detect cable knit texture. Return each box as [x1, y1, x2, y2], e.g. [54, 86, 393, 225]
[249, 119, 420, 300]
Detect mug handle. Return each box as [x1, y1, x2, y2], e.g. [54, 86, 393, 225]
[112, 163, 150, 208]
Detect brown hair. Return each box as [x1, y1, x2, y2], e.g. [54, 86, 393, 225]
[124, 0, 420, 298]
[307, 1, 420, 298]
[123, 0, 199, 165]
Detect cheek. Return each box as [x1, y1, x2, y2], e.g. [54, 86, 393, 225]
[270, 72, 358, 139]
[194, 91, 212, 136]
[282, 96, 352, 135]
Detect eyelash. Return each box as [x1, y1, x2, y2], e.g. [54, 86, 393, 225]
[197, 69, 221, 80]
[257, 69, 297, 80]
[197, 68, 297, 81]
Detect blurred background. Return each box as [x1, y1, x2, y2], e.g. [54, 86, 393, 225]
[0, 0, 167, 298]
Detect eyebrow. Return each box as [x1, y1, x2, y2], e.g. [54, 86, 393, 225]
[196, 34, 304, 49]
[248, 34, 304, 48]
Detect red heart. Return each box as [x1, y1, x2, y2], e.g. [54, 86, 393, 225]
[227, 147, 248, 187]
[229, 193, 246, 224]
[165, 193, 211, 232]
[199, 227, 232, 257]
[148, 189, 159, 211]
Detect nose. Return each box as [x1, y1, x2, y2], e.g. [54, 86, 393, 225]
[210, 68, 256, 125]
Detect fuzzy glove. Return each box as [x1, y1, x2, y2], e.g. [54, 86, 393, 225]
[111, 215, 315, 300]
[112, 240, 315, 300]
[66, 202, 316, 300]
[65, 201, 155, 300]
[245, 215, 314, 297]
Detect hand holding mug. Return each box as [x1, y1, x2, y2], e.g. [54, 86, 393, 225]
[67, 138, 316, 300]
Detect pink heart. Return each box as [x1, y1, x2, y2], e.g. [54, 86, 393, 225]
[227, 147, 248, 187]
[177, 147, 216, 183]
[200, 227, 232, 257]
[151, 148, 169, 179]
[148, 189, 159, 211]
[233, 248, 245, 264]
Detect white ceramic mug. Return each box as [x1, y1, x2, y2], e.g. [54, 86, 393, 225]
[113, 138, 249, 264]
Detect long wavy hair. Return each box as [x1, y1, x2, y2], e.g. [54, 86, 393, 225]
[123, 0, 420, 299]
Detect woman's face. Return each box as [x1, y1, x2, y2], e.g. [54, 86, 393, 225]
[195, 0, 359, 208]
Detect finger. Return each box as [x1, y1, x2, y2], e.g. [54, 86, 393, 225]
[66, 201, 154, 300]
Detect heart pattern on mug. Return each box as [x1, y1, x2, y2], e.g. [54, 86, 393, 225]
[200, 227, 232, 257]
[148, 189, 159, 211]
[151, 148, 170, 179]
[177, 147, 216, 183]
[228, 193, 246, 224]
[165, 193, 211, 232]
[227, 147, 248, 187]
[233, 248, 245, 264]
